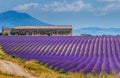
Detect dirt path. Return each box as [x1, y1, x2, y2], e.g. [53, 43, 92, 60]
[0, 47, 36, 78]
[0, 60, 35, 78]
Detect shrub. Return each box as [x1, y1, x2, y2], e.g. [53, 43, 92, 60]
[59, 69, 66, 73]
[0, 33, 2, 35]
[3, 32, 9, 36]
[47, 31, 52, 36]
[11, 54, 17, 58]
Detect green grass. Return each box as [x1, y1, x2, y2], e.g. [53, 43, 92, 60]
[0, 46, 120, 78]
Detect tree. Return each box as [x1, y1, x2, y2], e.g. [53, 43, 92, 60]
[81, 34, 92, 36]
[0, 33, 2, 35]
[3, 32, 9, 36]
[47, 31, 52, 36]
[10, 32, 16, 35]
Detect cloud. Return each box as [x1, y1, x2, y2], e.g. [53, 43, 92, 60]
[97, 0, 120, 2]
[12, 1, 92, 12]
[98, 3, 120, 15]
[95, 0, 120, 15]
[13, 2, 38, 11]
[102, 3, 120, 11]
[41, 0, 92, 12]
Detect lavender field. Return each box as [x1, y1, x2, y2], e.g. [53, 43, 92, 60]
[0, 36, 120, 74]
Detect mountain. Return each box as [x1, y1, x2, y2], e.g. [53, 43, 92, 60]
[73, 27, 120, 35]
[80, 27, 103, 31]
[0, 10, 51, 29]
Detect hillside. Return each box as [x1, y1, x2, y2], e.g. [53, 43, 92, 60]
[0, 10, 51, 29]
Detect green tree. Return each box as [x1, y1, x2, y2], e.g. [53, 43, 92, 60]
[47, 31, 52, 36]
[3, 32, 9, 36]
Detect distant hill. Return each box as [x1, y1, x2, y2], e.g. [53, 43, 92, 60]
[73, 27, 120, 35]
[0, 10, 51, 29]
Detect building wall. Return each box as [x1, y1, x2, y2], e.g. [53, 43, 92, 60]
[2, 26, 72, 36]
[11, 29, 72, 36]
[2, 28, 11, 35]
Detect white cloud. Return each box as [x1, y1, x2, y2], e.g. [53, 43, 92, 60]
[42, 0, 92, 12]
[98, 3, 120, 15]
[12, 1, 92, 12]
[95, 0, 120, 15]
[97, 0, 120, 2]
[13, 2, 38, 11]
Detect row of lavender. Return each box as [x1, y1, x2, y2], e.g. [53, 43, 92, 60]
[0, 36, 120, 74]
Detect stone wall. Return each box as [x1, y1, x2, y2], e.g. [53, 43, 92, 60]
[2, 28, 11, 35]
[2, 26, 72, 36]
[11, 29, 72, 36]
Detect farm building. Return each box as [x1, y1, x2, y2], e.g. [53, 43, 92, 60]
[2, 25, 72, 36]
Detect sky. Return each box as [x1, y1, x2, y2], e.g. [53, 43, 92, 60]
[0, 0, 120, 35]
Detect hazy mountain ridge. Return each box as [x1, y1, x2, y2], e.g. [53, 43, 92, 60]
[0, 10, 51, 28]
[74, 27, 120, 35]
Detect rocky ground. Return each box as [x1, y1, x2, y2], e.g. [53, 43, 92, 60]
[0, 60, 35, 78]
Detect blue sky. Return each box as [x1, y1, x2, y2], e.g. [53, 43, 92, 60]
[0, 0, 120, 34]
